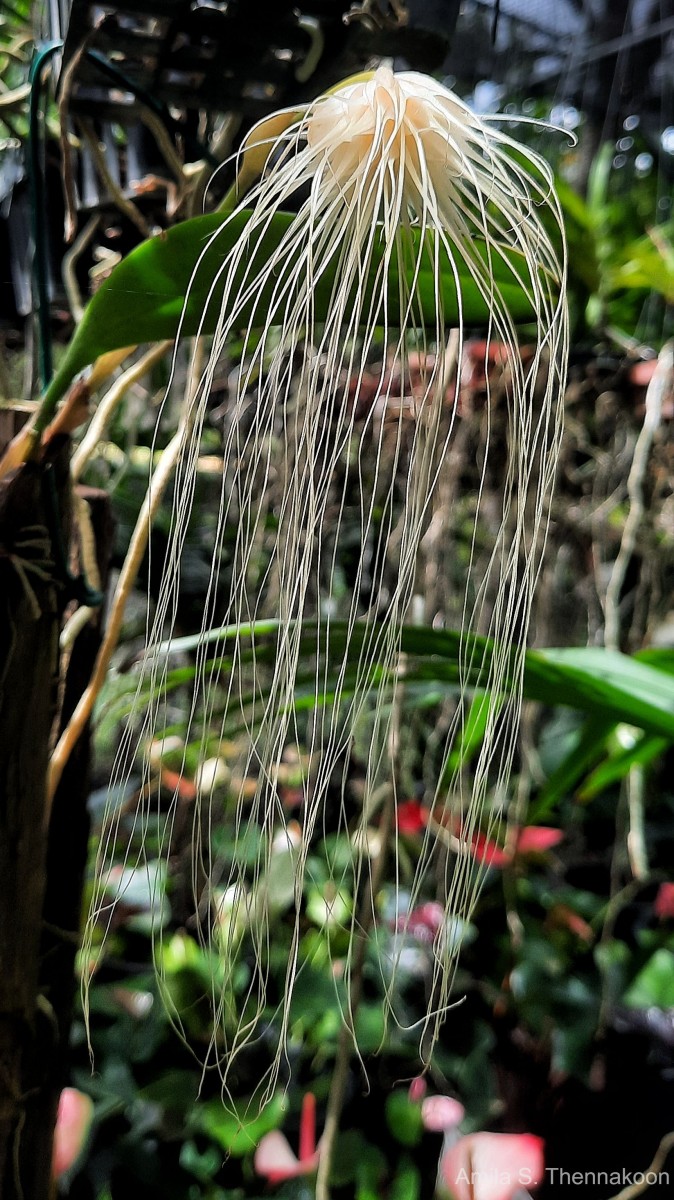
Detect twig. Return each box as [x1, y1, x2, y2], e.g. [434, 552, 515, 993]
[604, 327, 656, 359]
[595, 876, 644, 1037]
[60, 492, 103, 649]
[62, 214, 100, 322]
[47, 341, 200, 808]
[72, 340, 172, 480]
[57, 19, 110, 242]
[136, 104, 186, 185]
[77, 117, 152, 239]
[607, 1131, 674, 1200]
[626, 762, 648, 880]
[604, 341, 673, 650]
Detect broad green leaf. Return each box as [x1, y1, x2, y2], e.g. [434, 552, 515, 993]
[608, 223, 674, 303]
[43, 209, 544, 412]
[390, 1160, 422, 1200]
[530, 713, 616, 820]
[637, 647, 674, 674]
[555, 177, 601, 293]
[624, 949, 674, 1009]
[385, 1091, 424, 1148]
[192, 1093, 285, 1156]
[149, 621, 674, 740]
[526, 646, 674, 738]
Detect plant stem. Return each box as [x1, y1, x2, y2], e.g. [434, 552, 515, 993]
[607, 1131, 674, 1200]
[71, 340, 172, 480]
[315, 785, 394, 1200]
[47, 341, 201, 805]
[604, 341, 672, 650]
[315, 654, 404, 1200]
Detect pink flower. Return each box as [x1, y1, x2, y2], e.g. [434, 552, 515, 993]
[440, 1132, 544, 1200]
[400, 901, 446, 944]
[515, 828, 563, 856]
[421, 1095, 465, 1133]
[52, 1088, 94, 1179]
[655, 882, 674, 920]
[408, 1075, 428, 1104]
[255, 1093, 320, 1184]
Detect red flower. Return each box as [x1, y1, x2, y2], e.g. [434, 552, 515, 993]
[655, 882, 674, 920]
[440, 1132, 545, 1200]
[397, 800, 427, 836]
[255, 1093, 320, 1184]
[468, 831, 510, 868]
[460, 825, 563, 869]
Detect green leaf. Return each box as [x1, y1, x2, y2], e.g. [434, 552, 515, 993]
[526, 646, 674, 738]
[586, 141, 615, 220]
[555, 177, 601, 293]
[529, 713, 617, 820]
[179, 1139, 223, 1184]
[385, 1091, 424, 1148]
[636, 647, 674, 675]
[153, 620, 674, 741]
[306, 884, 351, 929]
[356, 1142, 388, 1200]
[43, 209, 543, 411]
[330, 1132, 386, 1190]
[608, 222, 674, 303]
[390, 1159, 422, 1200]
[193, 1094, 285, 1157]
[139, 1070, 199, 1112]
[595, 940, 632, 1014]
[624, 949, 674, 1009]
[440, 691, 492, 785]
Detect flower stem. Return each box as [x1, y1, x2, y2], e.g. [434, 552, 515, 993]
[46, 341, 202, 811]
[315, 661, 403, 1200]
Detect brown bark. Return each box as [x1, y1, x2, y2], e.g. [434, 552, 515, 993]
[0, 446, 70, 1197]
[0, 421, 112, 1199]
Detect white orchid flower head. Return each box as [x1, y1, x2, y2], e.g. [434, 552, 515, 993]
[87, 66, 569, 1100]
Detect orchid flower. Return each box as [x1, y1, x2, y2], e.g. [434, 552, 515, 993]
[88, 66, 569, 1093]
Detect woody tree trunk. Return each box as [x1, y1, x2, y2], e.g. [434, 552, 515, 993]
[0, 416, 111, 1200]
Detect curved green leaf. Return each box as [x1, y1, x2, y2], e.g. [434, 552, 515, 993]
[44, 209, 543, 412]
[153, 620, 674, 740]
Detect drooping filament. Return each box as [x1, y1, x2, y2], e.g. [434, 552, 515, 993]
[86, 67, 568, 1096]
